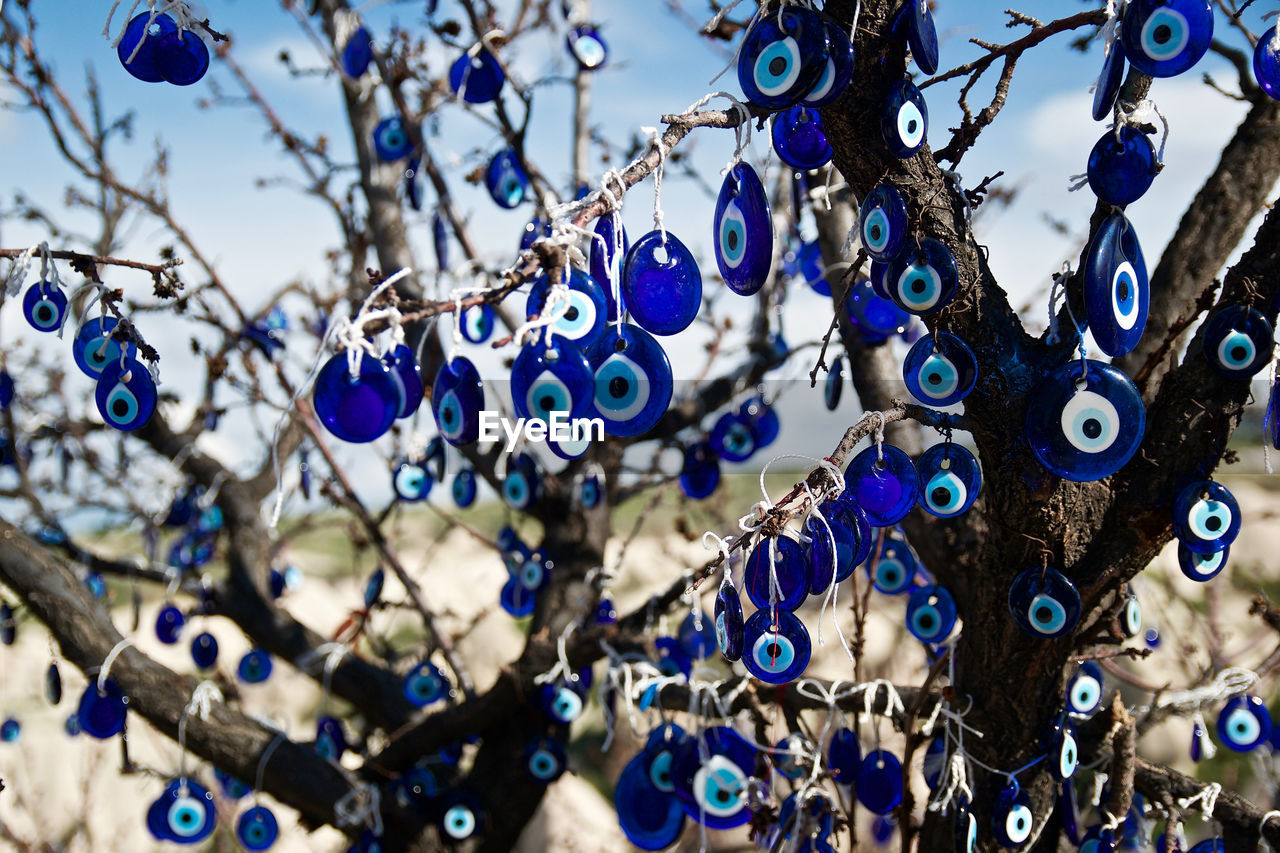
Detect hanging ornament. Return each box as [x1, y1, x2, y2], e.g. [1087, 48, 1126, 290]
[621, 231, 703, 336]
[449, 46, 505, 103]
[1121, 0, 1213, 78]
[1082, 212, 1149, 357]
[881, 80, 928, 159]
[1087, 126, 1158, 207]
[1024, 359, 1145, 482]
[771, 105, 833, 170]
[903, 332, 977, 406]
[1008, 566, 1082, 639]
[713, 163, 774, 295]
[736, 6, 827, 109]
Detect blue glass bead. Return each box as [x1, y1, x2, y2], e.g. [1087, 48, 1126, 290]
[615, 752, 686, 850]
[1025, 359, 1145, 482]
[404, 660, 449, 707]
[590, 213, 629, 320]
[860, 185, 908, 263]
[744, 535, 808, 611]
[364, 568, 385, 608]
[86, 571, 107, 598]
[1202, 305, 1274, 378]
[655, 636, 692, 678]
[520, 213, 549, 251]
[714, 585, 744, 661]
[845, 445, 920, 527]
[869, 259, 893, 300]
[1048, 714, 1080, 781]
[1121, 594, 1142, 638]
[438, 792, 485, 842]
[671, 726, 756, 828]
[23, 281, 67, 332]
[622, 230, 703, 336]
[1094, 40, 1127, 120]
[896, 0, 940, 75]
[595, 596, 617, 625]
[118, 12, 177, 82]
[906, 584, 957, 643]
[64, 713, 80, 736]
[452, 468, 477, 508]
[828, 728, 862, 784]
[236, 805, 279, 852]
[542, 681, 586, 723]
[803, 512, 859, 594]
[313, 353, 399, 443]
[1254, 31, 1280, 99]
[149, 779, 216, 843]
[1087, 126, 1158, 206]
[1178, 541, 1228, 581]
[190, 631, 218, 669]
[392, 460, 431, 501]
[0, 718, 19, 743]
[567, 26, 608, 69]
[742, 608, 811, 684]
[886, 237, 957, 314]
[514, 550, 551, 594]
[680, 441, 721, 499]
[96, 357, 157, 432]
[1008, 566, 1081, 639]
[1122, 0, 1213, 78]
[525, 736, 568, 783]
[714, 164, 773, 296]
[342, 26, 373, 78]
[238, 648, 273, 684]
[502, 451, 541, 510]
[371, 116, 411, 162]
[922, 736, 946, 788]
[461, 303, 495, 344]
[1173, 480, 1239, 552]
[433, 211, 451, 270]
[992, 784, 1034, 847]
[881, 80, 928, 159]
[73, 317, 137, 380]
[773, 733, 813, 780]
[527, 268, 608, 350]
[1218, 695, 1271, 752]
[154, 29, 210, 86]
[903, 332, 977, 406]
[383, 345, 423, 419]
[737, 6, 827, 109]
[677, 610, 716, 660]
[846, 279, 910, 343]
[485, 148, 529, 208]
[510, 338, 594, 423]
[826, 497, 873, 569]
[740, 396, 779, 447]
[0, 371, 11, 409]
[803, 15, 855, 105]
[449, 47, 505, 103]
[500, 576, 537, 616]
[709, 411, 757, 462]
[916, 443, 982, 518]
[869, 533, 917, 594]
[579, 469, 603, 508]
[1083, 212, 1149, 357]
[771, 105, 832, 170]
[1188, 841, 1225, 853]
[792, 240, 828, 295]
[1145, 626, 1161, 648]
[825, 356, 844, 410]
[432, 355, 484, 446]
[858, 750, 904, 814]
[0, 603, 12, 646]
[78, 678, 127, 739]
[155, 604, 185, 644]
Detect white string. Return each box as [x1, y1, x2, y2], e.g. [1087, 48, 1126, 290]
[98, 637, 133, 692]
[3, 243, 41, 297]
[334, 783, 383, 835]
[637, 126, 669, 244]
[868, 410, 887, 463]
[1177, 782, 1221, 822]
[185, 680, 223, 720]
[1131, 667, 1259, 716]
[1099, 0, 1124, 69]
[1258, 810, 1280, 851]
[701, 0, 748, 34]
[511, 268, 571, 347]
[1115, 98, 1170, 165]
[533, 622, 579, 686]
[253, 732, 286, 805]
[803, 482, 854, 662]
[1193, 710, 1218, 760]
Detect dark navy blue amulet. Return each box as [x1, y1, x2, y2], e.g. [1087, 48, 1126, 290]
[1172, 480, 1239, 553]
[449, 46, 504, 103]
[1201, 305, 1274, 379]
[714, 163, 773, 296]
[881, 80, 928, 159]
[742, 608, 811, 684]
[845, 445, 919, 526]
[485, 148, 529, 209]
[527, 268, 608, 350]
[771, 106, 832, 170]
[915, 443, 981, 518]
[586, 323, 673, 437]
[1008, 566, 1081, 639]
[1087, 126, 1158, 207]
[886, 238, 957, 315]
[736, 6, 826, 108]
[1083, 212, 1148, 357]
[903, 332, 977, 406]
[1024, 359, 1144, 482]
[96, 357, 157, 432]
[1121, 0, 1213, 78]
[432, 356, 484, 446]
[510, 338, 594, 423]
[860, 184, 908, 263]
[313, 353, 399, 443]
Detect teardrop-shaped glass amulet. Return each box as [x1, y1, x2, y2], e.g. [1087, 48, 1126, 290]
[621, 230, 702, 336]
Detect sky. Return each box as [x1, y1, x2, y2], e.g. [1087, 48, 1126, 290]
[0, 0, 1272, 520]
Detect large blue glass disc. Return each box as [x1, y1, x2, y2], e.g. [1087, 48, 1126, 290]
[118, 12, 176, 82]
[1121, 0, 1213, 78]
[1024, 359, 1145, 481]
[1254, 32, 1280, 99]
[744, 535, 808, 611]
[341, 26, 373, 78]
[680, 441, 721, 499]
[1201, 305, 1274, 379]
[154, 29, 210, 86]
[1008, 566, 1081, 639]
[860, 184, 909, 263]
[449, 47, 505, 103]
[881, 80, 928, 159]
[671, 726, 757, 829]
[590, 213, 629, 320]
[886, 237, 957, 314]
[1216, 695, 1271, 752]
[384, 344, 424, 418]
[736, 6, 826, 108]
[906, 584, 957, 643]
[1087, 126, 1158, 206]
[803, 511, 859, 594]
[1177, 541, 1228, 581]
[431, 356, 484, 446]
[845, 445, 920, 526]
[771, 105, 832, 169]
[1172, 480, 1240, 553]
[714, 164, 773, 295]
[586, 323, 672, 437]
[77, 679, 127, 738]
[96, 357, 157, 432]
[802, 16, 855, 106]
[916, 443, 982, 518]
[313, 353, 399, 443]
[868, 534, 917, 594]
[828, 728, 862, 784]
[1093, 40, 1127, 120]
[903, 331, 977, 406]
[857, 750, 904, 814]
[23, 282, 68, 333]
[846, 279, 910, 343]
[714, 585, 744, 661]
[900, 0, 940, 75]
[510, 338, 594, 423]
[992, 784, 1034, 847]
[372, 116, 412, 162]
[615, 753, 686, 849]
[1083, 212, 1148, 357]
[527, 268, 608, 350]
[485, 148, 529, 208]
[621, 230, 703, 336]
[73, 317, 137, 380]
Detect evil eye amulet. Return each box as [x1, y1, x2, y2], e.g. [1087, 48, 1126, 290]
[238, 648, 273, 683]
[1201, 305, 1274, 378]
[803, 16, 855, 106]
[73, 317, 137, 380]
[542, 681, 585, 723]
[77, 678, 127, 738]
[118, 12, 177, 82]
[714, 584, 744, 661]
[904, 332, 977, 406]
[449, 47, 505, 103]
[827, 727, 862, 784]
[461, 303, 495, 343]
[845, 278, 909, 343]
[586, 323, 673, 437]
[742, 607, 811, 684]
[881, 80, 929, 159]
[992, 785, 1034, 848]
[1087, 126, 1158, 207]
[621, 230, 703, 336]
[744, 535, 808, 611]
[527, 268, 608, 349]
[916, 443, 981, 518]
[1024, 359, 1145, 482]
[906, 584, 957, 644]
[372, 116, 412, 162]
[1094, 40, 1127, 120]
[155, 604, 185, 644]
[710, 411, 757, 462]
[510, 338, 594, 423]
[1083, 212, 1148, 357]
[825, 355, 844, 410]
[1254, 32, 1280, 99]
[1009, 566, 1081, 639]
[923, 736, 946, 788]
[860, 185, 908, 263]
[857, 750, 904, 814]
[190, 632, 218, 669]
[236, 805, 279, 851]
[714, 163, 773, 295]
[153, 29, 210, 86]
[566, 26, 607, 69]
[671, 725, 756, 828]
[1172, 480, 1239, 552]
[887, 238, 958, 315]
[1216, 695, 1271, 752]
[96, 357, 157, 432]
[1121, 0, 1213, 78]
[502, 452, 541, 510]
[678, 611, 717, 660]
[1048, 715, 1080, 781]
[22, 282, 67, 332]
[432, 356, 485, 446]
[771, 105, 832, 170]
[590, 213, 629, 320]
[773, 733, 813, 780]
[485, 148, 529, 209]
[403, 661, 448, 706]
[1177, 542, 1228, 581]
[680, 441, 721, 499]
[737, 6, 827, 109]
[895, 0, 940, 75]
[869, 534, 916, 594]
[845, 444, 920, 527]
[313, 353, 399, 443]
[1067, 661, 1105, 717]
[526, 736, 568, 784]
[341, 26, 373, 78]
[439, 792, 485, 841]
[148, 779, 216, 843]
[802, 512, 858, 594]
[384, 344, 424, 419]
[614, 752, 686, 850]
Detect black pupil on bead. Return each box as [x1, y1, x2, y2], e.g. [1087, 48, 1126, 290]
[766, 642, 781, 658]
[919, 612, 936, 629]
[1153, 24, 1172, 45]
[540, 395, 555, 412]
[769, 56, 788, 76]
[715, 788, 731, 804]
[906, 119, 918, 134]
[727, 230, 739, 251]
[932, 487, 951, 505]
[38, 306, 51, 320]
[565, 306, 579, 321]
[1117, 280, 1129, 300]
[1205, 515, 1222, 532]
[442, 407, 455, 425]
[1035, 605, 1053, 624]
[927, 372, 942, 386]
[1231, 346, 1248, 362]
[870, 225, 882, 240]
[1082, 418, 1102, 439]
[609, 376, 629, 399]
[911, 278, 927, 294]
[1234, 721, 1247, 734]
[112, 399, 129, 417]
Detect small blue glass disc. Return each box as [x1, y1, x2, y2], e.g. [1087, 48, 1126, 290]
[771, 105, 832, 170]
[341, 26, 373, 78]
[372, 116, 412, 162]
[452, 468, 477, 508]
[1008, 566, 1081, 639]
[857, 750, 904, 814]
[313, 353, 399, 443]
[384, 344, 423, 419]
[461, 303, 495, 344]
[96, 357, 157, 432]
[615, 752, 686, 849]
[680, 441, 721, 499]
[155, 604, 185, 644]
[403, 661, 449, 707]
[906, 584, 957, 643]
[846, 279, 910, 343]
[567, 26, 608, 69]
[1083, 212, 1149, 357]
[190, 632, 218, 669]
[1024, 359, 1145, 481]
[432, 356, 485, 446]
[590, 213, 629, 320]
[238, 648, 273, 684]
[154, 29, 210, 86]
[1201, 305, 1274, 379]
[916, 443, 981, 518]
[1172, 480, 1240, 553]
[118, 12, 176, 82]
[449, 47, 505, 103]
[73, 317, 137, 380]
[714, 163, 774, 295]
[1067, 661, 1104, 717]
[897, 0, 939, 75]
[709, 411, 757, 463]
[236, 805, 279, 852]
[868, 533, 916, 594]
[744, 535, 808, 611]
[886, 237, 957, 314]
[527, 268, 608, 350]
[621, 230, 703, 336]
[828, 728, 862, 784]
[1093, 40, 1127, 120]
[737, 6, 827, 108]
[803, 512, 857, 594]
[903, 332, 977, 405]
[881, 80, 928, 159]
[1254, 31, 1280, 99]
[715, 585, 744, 661]
[742, 608, 811, 684]
[485, 148, 529, 208]
[23, 282, 67, 332]
[992, 784, 1034, 847]
[1087, 126, 1158, 206]
[1217, 694, 1271, 752]
[860, 184, 908, 263]
[845, 445, 920, 526]
[1177, 542, 1228, 582]
[1121, 0, 1213, 78]
[77, 679, 127, 738]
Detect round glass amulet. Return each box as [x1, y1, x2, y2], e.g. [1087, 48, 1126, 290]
[313, 353, 399, 443]
[1024, 359, 1144, 482]
[845, 445, 920, 527]
[1087, 126, 1158, 207]
[713, 163, 774, 296]
[622, 231, 703, 336]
